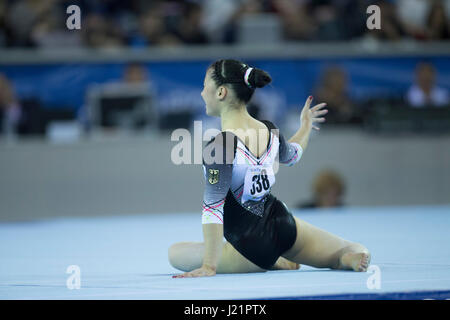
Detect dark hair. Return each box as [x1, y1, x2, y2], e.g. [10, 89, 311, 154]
[208, 59, 272, 103]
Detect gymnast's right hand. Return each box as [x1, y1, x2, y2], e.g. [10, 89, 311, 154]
[172, 265, 216, 278]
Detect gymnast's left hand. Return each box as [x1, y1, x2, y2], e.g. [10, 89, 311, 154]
[172, 265, 216, 278]
[300, 96, 327, 131]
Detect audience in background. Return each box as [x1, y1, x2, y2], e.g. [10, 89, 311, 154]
[123, 62, 150, 85]
[272, 0, 317, 41]
[30, 5, 82, 48]
[130, 3, 181, 48]
[314, 66, 362, 125]
[406, 62, 449, 108]
[309, 0, 368, 41]
[200, 0, 244, 44]
[85, 62, 155, 131]
[1, 0, 450, 49]
[6, 0, 56, 47]
[175, 2, 208, 44]
[366, 0, 406, 41]
[396, 0, 450, 41]
[0, 73, 22, 136]
[0, 1, 10, 47]
[296, 169, 346, 209]
[82, 13, 125, 48]
[1, 0, 449, 138]
[426, 0, 450, 40]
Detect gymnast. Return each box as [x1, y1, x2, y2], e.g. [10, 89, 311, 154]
[169, 59, 371, 278]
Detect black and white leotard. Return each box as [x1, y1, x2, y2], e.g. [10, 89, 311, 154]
[201, 120, 303, 269]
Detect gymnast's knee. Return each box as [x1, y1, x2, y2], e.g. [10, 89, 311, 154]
[168, 242, 184, 270]
[168, 242, 199, 272]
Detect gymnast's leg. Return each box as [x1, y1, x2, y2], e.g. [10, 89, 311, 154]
[282, 217, 371, 272]
[168, 241, 299, 274]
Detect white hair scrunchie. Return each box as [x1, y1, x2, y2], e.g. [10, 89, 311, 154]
[244, 67, 254, 88]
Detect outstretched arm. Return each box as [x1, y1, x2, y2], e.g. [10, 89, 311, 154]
[288, 96, 327, 151]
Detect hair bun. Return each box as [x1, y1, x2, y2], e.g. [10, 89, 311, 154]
[249, 68, 272, 88]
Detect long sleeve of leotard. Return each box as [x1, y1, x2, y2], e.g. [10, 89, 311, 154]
[201, 132, 236, 225]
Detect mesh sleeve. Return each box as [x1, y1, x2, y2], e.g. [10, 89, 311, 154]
[201, 132, 236, 224]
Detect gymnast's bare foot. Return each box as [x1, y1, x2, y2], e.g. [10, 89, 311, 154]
[271, 257, 300, 271]
[339, 252, 371, 272]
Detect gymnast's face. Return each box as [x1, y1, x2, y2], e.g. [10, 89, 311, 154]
[201, 68, 228, 117]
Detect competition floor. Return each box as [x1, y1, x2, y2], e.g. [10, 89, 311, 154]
[1, 205, 450, 300]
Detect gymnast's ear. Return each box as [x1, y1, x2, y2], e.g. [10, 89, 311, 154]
[217, 85, 228, 100]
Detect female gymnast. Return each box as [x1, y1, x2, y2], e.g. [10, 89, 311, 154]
[169, 59, 371, 278]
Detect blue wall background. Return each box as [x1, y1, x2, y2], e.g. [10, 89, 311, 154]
[1, 56, 449, 118]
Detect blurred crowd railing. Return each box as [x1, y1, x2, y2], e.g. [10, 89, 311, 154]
[1, 40, 450, 64]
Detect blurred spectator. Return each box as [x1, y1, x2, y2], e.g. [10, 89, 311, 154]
[6, 0, 56, 47]
[82, 14, 124, 48]
[240, 0, 267, 13]
[31, 7, 82, 48]
[296, 169, 346, 209]
[226, 0, 278, 44]
[339, 0, 370, 40]
[406, 62, 450, 108]
[130, 4, 181, 47]
[314, 66, 361, 124]
[175, 2, 209, 44]
[200, 0, 245, 44]
[309, 0, 353, 41]
[366, 0, 405, 41]
[273, 0, 317, 41]
[426, 0, 450, 40]
[123, 62, 150, 84]
[274, 0, 369, 42]
[81, 62, 155, 132]
[0, 0, 10, 47]
[396, 0, 430, 40]
[396, 0, 450, 40]
[0, 74, 22, 136]
[121, 62, 155, 100]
